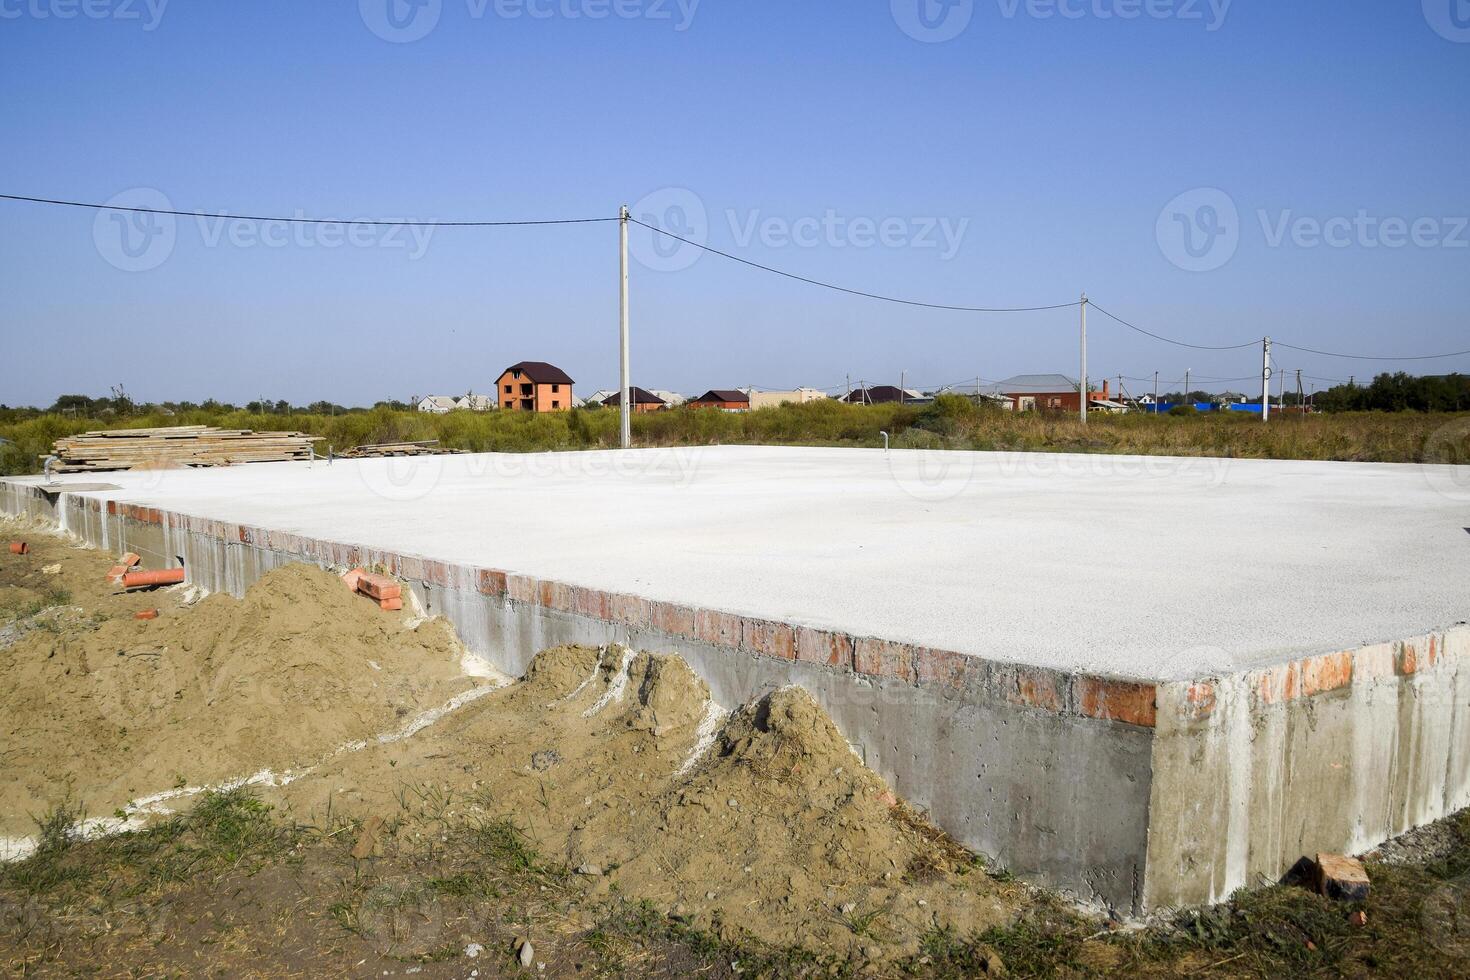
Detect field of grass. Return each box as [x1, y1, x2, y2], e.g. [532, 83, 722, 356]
[2, 399, 1468, 476]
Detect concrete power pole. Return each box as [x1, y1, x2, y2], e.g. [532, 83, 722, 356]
[900, 370, 905, 405]
[619, 204, 631, 449]
[1079, 292, 1088, 424]
[1261, 337, 1272, 422]
[1153, 371, 1158, 411]
[1184, 369, 1190, 407]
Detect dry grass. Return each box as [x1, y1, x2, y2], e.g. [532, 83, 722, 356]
[3, 400, 1467, 476]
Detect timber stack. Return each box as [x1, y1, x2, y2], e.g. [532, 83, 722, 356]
[339, 440, 463, 459]
[47, 426, 322, 473]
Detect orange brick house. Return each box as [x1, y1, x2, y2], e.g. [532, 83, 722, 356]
[688, 389, 750, 412]
[497, 361, 574, 412]
[601, 387, 667, 414]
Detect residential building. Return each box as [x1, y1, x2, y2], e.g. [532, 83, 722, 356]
[979, 374, 1124, 413]
[601, 387, 667, 413]
[688, 389, 751, 411]
[417, 395, 459, 414]
[456, 393, 495, 412]
[842, 385, 910, 405]
[497, 361, 575, 412]
[649, 389, 688, 407]
[581, 390, 617, 407]
[742, 388, 830, 409]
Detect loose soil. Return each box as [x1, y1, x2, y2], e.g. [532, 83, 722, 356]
[0, 519, 480, 839]
[264, 644, 1020, 958]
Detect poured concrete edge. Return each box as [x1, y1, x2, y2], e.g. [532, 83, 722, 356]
[4, 479, 1467, 913]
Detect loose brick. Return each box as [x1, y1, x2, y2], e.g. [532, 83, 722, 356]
[795, 628, 853, 669]
[357, 572, 401, 601]
[1076, 677, 1157, 728]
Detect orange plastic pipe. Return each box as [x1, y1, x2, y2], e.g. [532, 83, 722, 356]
[8, 542, 28, 555]
[122, 568, 185, 588]
[135, 609, 159, 620]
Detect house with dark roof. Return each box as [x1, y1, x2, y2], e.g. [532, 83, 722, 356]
[688, 389, 750, 412]
[842, 385, 912, 405]
[601, 387, 667, 413]
[497, 361, 575, 412]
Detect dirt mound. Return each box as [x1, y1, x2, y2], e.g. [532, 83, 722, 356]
[268, 645, 1016, 957]
[0, 563, 478, 835]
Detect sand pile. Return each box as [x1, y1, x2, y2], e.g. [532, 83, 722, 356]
[0, 563, 479, 835]
[269, 644, 1016, 956]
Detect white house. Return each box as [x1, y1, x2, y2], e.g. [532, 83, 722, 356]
[456, 394, 495, 412]
[417, 395, 459, 414]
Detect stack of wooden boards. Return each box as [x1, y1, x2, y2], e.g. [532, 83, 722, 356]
[339, 440, 463, 459]
[47, 426, 322, 473]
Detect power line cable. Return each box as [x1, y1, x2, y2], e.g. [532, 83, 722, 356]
[1274, 340, 1470, 361]
[1086, 301, 1258, 351]
[8, 191, 1468, 364]
[628, 218, 1082, 314]
[0, 193, 617, 227]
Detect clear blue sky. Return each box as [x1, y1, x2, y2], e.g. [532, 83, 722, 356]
[1, 0, 1466, 406]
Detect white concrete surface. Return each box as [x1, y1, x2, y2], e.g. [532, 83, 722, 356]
[10, 446, 1469, 680]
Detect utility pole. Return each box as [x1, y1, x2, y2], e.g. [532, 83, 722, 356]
[1296, 369, 1303, 412]
[1153, 371, 1158, 411]
[1261, 337, 1272, 422]
[845, 374, 851, 400]
[1184, 368, 1190, 407]
[900, 371, 905, 405]
[618, 204, 631, 449]
[1079, 292, 1088, 424]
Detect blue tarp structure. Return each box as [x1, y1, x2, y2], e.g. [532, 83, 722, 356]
[1141, 402, 1224, 413]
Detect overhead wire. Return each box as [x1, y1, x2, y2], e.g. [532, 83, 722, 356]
[0, 192, 618, 227]
[4, 191, 1468, 367]
[628, 218, 1082, 314]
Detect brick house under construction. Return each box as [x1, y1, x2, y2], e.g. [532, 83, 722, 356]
[497, 361, 574, 412]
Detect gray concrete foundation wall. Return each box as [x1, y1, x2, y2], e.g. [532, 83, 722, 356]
[6, 479, 1467, 916]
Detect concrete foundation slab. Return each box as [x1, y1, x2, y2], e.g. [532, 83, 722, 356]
[4, 445, 1467, 913]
